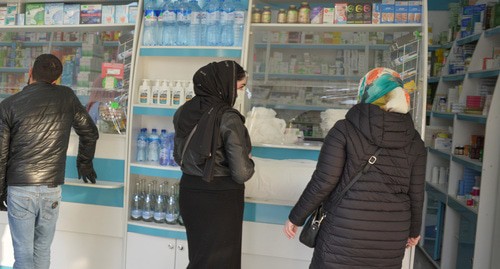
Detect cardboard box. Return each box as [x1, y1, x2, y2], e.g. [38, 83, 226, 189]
[64, 4, 80, 25]
[381, 3, 395, 24]
[408, 1, 422, 23]
[434, 138, 452, 150]
[25, 3, 45, 25]
[128, 5, 138, 24]
[335, 3, 347, 24]
[363, 3, 372, 24]
[114, 5, 128, 24]
[102, 5, 115, 24]
[310, 7, 323, 24]
[395, 1, 408, 23]
[322, 8, 335, 24]
[372, 3, 381, 24]
[45, 3, 64, 25]
[80, 4, 102, 24]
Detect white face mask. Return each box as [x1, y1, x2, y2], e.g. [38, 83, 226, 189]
[384, 87, 410, 114]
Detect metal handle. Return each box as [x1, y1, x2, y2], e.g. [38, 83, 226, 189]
[168, 243, 174, 249]
[177, 245, 184, 251]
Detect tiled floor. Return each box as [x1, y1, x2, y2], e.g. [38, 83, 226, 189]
[414, 246, 439, 269]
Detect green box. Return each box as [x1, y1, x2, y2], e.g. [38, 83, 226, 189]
[25, 3, 45, 25]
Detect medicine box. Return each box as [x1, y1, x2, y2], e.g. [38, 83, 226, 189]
[128, 5, 138, 24]
[322, 8, 335, 24]
[45, 3, 64, 25]
[80, 4, 102, 24]
[395, 1, 408, 23]
[434, 138, 452, 150]
[114, 5, 128, 24]
[408, 1, 422, 23]
[335, 3, 347, 24]
[25, 3, 45, 25]
[64, 4, 80, 25]
[381, 3, 395, 24]
[363, 3, 372, 24]
[102, 5, 115, 24]
[372, 3, 381, 24]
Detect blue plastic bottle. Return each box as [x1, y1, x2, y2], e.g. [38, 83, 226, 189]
[143, 0, 159, 46]
[167, 132, 178, 166]
[205, 0, 221, 46]
[187, 0, 202, 46]
[176, 0, 191, 46]
[220, 0, 234, 46]
[159, 129, 169, 166]
[137, 128, 148, 162]
[148, 129, 160, 162]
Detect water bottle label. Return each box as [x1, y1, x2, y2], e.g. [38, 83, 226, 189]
[139, 92, 148, 103]
[173, 93, 180, 105]
[234, 11, 245, 24]
[191, 11, 201, 24]
[178, 12, 190, 23]
[207, 11, 220, 22]
[200, 12, 208, 24]
[159, 93, 168, 104]
[152, 93, 158, 104]
[165, 11, 176, 22]
[221, 12, 234, 23]
[144, 9, 157, 21]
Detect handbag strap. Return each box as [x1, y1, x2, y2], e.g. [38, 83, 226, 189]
[331, 147, 383, 208]
[180, 124, 198, 166]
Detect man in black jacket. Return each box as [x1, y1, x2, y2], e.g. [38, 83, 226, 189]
[0, 54, 99, 269]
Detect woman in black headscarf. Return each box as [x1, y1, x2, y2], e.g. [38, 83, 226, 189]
[173, 60, 255, 269]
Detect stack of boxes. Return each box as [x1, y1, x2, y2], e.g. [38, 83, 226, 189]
[0, 2, 138, 26]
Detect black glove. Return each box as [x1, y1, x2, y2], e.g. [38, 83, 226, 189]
[0, 192, 7, 211]
[77, 162, 97, 184]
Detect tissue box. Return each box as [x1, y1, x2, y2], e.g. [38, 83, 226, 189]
[434, 138, 452, 150]
[45, 3, 64, 25]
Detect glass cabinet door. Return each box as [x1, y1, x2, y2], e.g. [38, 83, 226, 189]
[423, 184, 447, 262]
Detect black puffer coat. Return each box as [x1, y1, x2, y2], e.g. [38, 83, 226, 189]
[0, 82, 98, 191]
[289, 103, 426, 269]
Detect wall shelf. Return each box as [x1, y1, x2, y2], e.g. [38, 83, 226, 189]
[132, 105, 177, 116]
[428, 147, 451, 160]
[431, 112, 455, 120]
[139, 47, 242, 57]
[253, 73, 362, 81]
[456, 33, 481, 46]
[64, 178, 124, 189]
[467, 69, 500, 79]
[442, 73, 465, 82]
[451, 155, 482, 172]
[428, 76, 440, 83]
[447, 195, 478, 215]
[456, 113, 487, 124]
[0, 23, 136, 33]
[129, 164, 182, 178]
[250, 23, 422, 33]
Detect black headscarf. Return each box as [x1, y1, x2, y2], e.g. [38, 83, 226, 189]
[175, 60, 245, 182]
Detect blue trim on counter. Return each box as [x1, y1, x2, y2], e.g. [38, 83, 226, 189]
[133, 106, 177, 116]
[252, 146, 319, 161]
[128, 224, 187, 240]
[130, 165, 182, 179]
[61, 185, 123, 207]
[65, 157, 124, 183]
[244, 202, 293, 225]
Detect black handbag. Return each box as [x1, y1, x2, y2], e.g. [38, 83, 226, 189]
[299, 147, 382, 248]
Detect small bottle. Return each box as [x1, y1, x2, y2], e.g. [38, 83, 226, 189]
[138, 79, 151, 104]
[130, 182, 143, 220]
[159, 129, 169, 166]
[171, 81, 185, 107]
[165, 184, 180, 224]
[277, 9, 287, 23]
[287, 5, 298, 23]
[151, 79, 161, 105]
[185, 82, 195, 102]
[142, 183, 154, 222]
[261, 6, 272, 23]
[298, 2, 310, 24]
[153, 183, 167, 223]
[136, 128, 148, 162]
[251, 6, 261, 23]
[147, 129, 160, 162]
[159, 80, 171, 106]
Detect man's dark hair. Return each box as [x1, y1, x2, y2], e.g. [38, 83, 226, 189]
[32, 54, 63, 83]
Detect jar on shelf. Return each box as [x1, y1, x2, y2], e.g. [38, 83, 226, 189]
[298, 2, 311, 24]
[277, 8, 287, 23]
[252, 6, 262, 23]
[262, 6, 272, 23]
[287, 5, 298, 23]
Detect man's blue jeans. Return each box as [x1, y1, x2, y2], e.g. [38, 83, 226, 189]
[7, 185, 61, 269]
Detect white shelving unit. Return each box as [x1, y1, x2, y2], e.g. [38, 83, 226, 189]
[423, 24, 500, 269]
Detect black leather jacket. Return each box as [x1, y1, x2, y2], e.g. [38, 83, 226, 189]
[174, 109, 254, 184]
[0, 82, 98, 192]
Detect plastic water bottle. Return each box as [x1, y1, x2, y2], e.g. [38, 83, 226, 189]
[159, 129, 169, 166]
[160, 0, 178, 46]
[205, 0, 221, 46]
[233, 0, 245, 47]
[187, 0, 202, 46]
[143, 0, 159, 46]
[148, 129, 160, 162]
[165, 184, 179, 224]
[130, 182, 143, 220]
[199, 0, 208, 46]
[137, 128, 148, 162]
[176, 0, 191, 46]
[153, 183, 167, 223]
[167, 132, 178, 166]
[220, 0, 234, 46]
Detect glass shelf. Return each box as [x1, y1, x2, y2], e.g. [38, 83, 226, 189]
[127, 222, 187, 239]
[64, 178, 124, 189]
[451, 155, 482, 172]
[0, 67, 29, 73]
[426, 181, 448, 198]
[250, 102, 350, 111]
[139, 46, 242, 58]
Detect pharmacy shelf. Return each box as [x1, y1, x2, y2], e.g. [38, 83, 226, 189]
[139, 46, 242, 58]
[65, 178, 124, 189]
[426, 181, 448, 198]
[447, 194, 478, 215]
[431, 112, 454, 120]
[484, 25, 500, 37]
[442, 73, 465, 82]
[456, 33, 481, 46]
[467, 69, 500, 79]
[456, 113, 487, 124]
[253, 43, 390, 50]
[0, 67, 29, 73]
[132, 105, 177, 116]
[128, 222, 187, 239]
[428, 147, 451, 160]
[451, 155, 482, 172]
[250, 23, 422, 33]
[0, 23, 136, 33]
[253, 73, 362, 81]
[428, 76, 440, 83]
[129, 163, 182, 178]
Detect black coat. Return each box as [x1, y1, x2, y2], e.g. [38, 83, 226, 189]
[0, 82, 98, 191]
[289, 103, 426, 269]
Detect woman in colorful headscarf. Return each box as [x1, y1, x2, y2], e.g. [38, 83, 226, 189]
[173, 60, 255, 268]
[284, 67, 426, 268]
